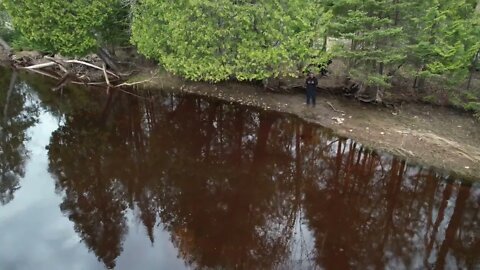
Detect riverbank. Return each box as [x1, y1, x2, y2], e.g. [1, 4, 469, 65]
[136, 71, 480, 180]
[1, 51, 479, 179]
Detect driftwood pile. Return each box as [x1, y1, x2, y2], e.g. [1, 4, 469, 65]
[2, 49, 153, 91]
[9, 53, 124, 91]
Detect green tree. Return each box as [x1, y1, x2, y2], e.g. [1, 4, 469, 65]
[466, 0, 480, 90]
[0, 1, 12, 51]
[325, 0, 408, 101]
[1, 0, 129, 57]
[131, 0, 329, 82]
[409, 0, 480, 90]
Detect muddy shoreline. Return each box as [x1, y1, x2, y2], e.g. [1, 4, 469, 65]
[137, 72, 480, 181]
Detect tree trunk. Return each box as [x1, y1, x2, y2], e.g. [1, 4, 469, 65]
[375, 86, 384, 103]
[393, 0, 400, 26]
[417, 77, 426, 91]
[468, 0, 480, 89]
[467, 69, 474, 91]
[375, 62, 385, 103]
[0, 37, 11, 56]
[414, 66, 427, 92]
[467, 50, 479, 90]
[348, 40, 357, 71]
[97, 48, 121, 75]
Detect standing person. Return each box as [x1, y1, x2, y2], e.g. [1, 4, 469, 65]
[305, 72, 318, 107]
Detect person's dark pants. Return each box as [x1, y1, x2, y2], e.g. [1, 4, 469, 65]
[306, 89, 316, 106]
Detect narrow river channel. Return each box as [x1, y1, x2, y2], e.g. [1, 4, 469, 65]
[0, 67, 479, 270]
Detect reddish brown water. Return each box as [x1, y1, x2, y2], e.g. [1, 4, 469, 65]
[0, 68, 479, 270]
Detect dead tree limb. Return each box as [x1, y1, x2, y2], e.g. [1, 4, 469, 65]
[13, 55, 147, 89]
[24, 68, 61, 80]
[52, 72, 73, 91]
[20, 62, 58, 70]
[65, 60, 120, 78]
[115, 78, 155, 88]
[97, 48, 121, 74]
[70, 81, 110, 86]
[44, 56, 69, 73]
[21, 60, 118, 77]
[326, 101, 346, 114]
[17, 58, 121, 86]
[102, 63, 111, 86]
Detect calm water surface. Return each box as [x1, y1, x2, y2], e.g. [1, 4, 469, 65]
[0, 68, 479, 270]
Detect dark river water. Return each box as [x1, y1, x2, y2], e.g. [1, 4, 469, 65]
[0, 67, 479, 270]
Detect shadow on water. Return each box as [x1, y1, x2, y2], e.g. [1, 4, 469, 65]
[1, 67, 479, 269]
[0, 68, 39, 205]
[44, 86, 480, 269]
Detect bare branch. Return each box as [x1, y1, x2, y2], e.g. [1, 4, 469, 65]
[52, 72, 72, 91]
[115, 77, 155, 88]
[44, 56, 69, 73]
[19, 62, 58, 70]
[326, 101, 346, 114]
[24, 68, 61, 80]
[66, 60, 120, 78]
[70, 81, 108, 86]
[102, 63, 111, 86]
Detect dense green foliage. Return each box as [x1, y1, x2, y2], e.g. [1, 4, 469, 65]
[1, 0, 129, 55]
[325, 0, 408, 96]
[128, 0, 480, 99]
[0, 1, 13, 42]
[323, 0, 480, 98]
[1, 0, 480, 110]
[131, 0, 330, 81]
[408, 0, 480, 84]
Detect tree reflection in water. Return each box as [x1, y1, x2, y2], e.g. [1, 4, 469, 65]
[0, 69, 39, 205]
[47, 89, 480, 269]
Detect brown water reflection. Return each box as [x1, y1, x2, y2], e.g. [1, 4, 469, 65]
[43, 88, 480, 270]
